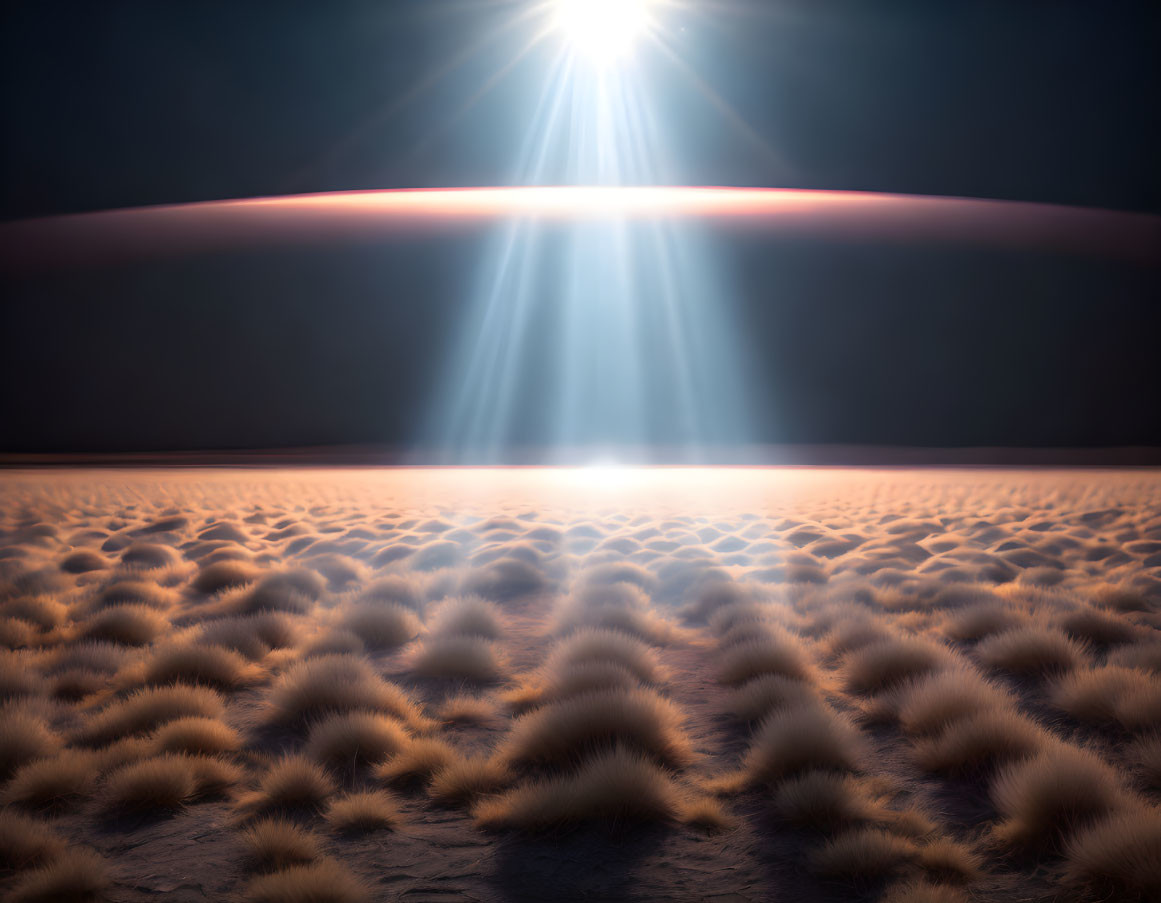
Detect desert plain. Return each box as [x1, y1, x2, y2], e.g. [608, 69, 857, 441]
[1, 467, 1160, 903]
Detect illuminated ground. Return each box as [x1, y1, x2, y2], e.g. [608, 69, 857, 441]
[1, 468, 1160, 902]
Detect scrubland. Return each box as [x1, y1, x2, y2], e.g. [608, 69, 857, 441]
[0, 467, 1158, 901]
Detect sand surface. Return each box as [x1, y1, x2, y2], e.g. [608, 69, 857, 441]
[1, 467, 1159, 902]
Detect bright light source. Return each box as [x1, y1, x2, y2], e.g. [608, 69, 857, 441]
[553, 0, 653, 64]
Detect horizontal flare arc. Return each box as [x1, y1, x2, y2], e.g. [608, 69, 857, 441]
[3, 187, 1159, 268]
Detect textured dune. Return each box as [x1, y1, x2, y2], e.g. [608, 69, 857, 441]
[1, 467, 1159, 902]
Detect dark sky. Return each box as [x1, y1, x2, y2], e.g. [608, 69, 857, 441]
[1, 0, 1159, 455]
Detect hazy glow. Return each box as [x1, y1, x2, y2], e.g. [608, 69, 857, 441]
[553, 0, 653, 64]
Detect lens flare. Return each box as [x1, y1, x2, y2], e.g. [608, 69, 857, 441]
[553, 0, 653, 64]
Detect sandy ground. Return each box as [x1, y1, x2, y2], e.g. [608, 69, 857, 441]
[1, 467, 1159, 903]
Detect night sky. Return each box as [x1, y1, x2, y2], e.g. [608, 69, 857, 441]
[1, 0, 1159, 455]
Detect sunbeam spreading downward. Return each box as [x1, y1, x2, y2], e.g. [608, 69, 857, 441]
[430, 37, 753, 463]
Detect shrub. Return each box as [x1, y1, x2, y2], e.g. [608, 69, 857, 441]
[718, 636, 813, 686]
[1064, 806, 1161, 901]
[102, 755, 198, 812]
[3, 750, 97, 810]
[498, 688, 691, 769]
[4, 847, 109, 903]
[844, 637, 948, 695]
[912, 710, 1043, 775]
[977, 626, 1085, 678]
[79, 684, 224, 745]
[740, 705, 864, 785]
[809, 828, 918, 880]
[144, 642, 261, 690]
[0, 809, 64, 870]
[193, 560, 262, 595]
[199, 612, 300, 660]
[242, 818, 321, 872]
[990, 745, 1124, 852]
[325, 790, 403, 833]
[240, 755, 336, 815]
[266, 655, 427, 729]
[412, 636, 505, 683]
[728, 674, 820, 723]
[428, 596, 503, 640]
[437, 694, 497, 725]
[544, 629, 664, 685]
[81, 603, 168, 645]
[304, 712, 409, 770]
[428, 756, 511, 805]
[773, 770, 879, 833]
[340, 603, 420, 650]
[375, 737, 458, 786]
[151, 717, 240, 756]
[1049, 666, 1147, 724]
[244, 858, 367, 903]
[897, 668, 1014, 737]
[0, 706, 60, 778]
[474, 746, 679, 829]
[238, 570, 325, 615]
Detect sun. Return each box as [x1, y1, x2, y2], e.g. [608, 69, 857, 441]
[552, 0, 654, 65]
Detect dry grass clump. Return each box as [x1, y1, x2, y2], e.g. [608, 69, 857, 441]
[412, 635, 505, 683]
[1109, 640, 1161, 673]
[739, 705, 864, 786]
[339, 602, 420, 650]
[374, 737, 457, 786]
[728, 674, 820, 723]
[1115, 681, 1161, 732]
[429, 755, 511, 805]
[79, 684, 224, 745]
[93, 580, 175, 610]
[238, 569, 325, 615]
[199, 612, 300, 660]
[773, 770, 881, 833]
[897, 668, 1014, 737]
[554, 583, 681, 646]
[1130, 734, 1161, 791]
[544, 628, 665, 685]
[809, 827, 918, 881]
[1064, 806, 1161, 901]
[245, 858, 367, 903]
[437, 694, 497, 724]
[944, 603, 1023, 642]
[144, 642, 262, 690]
[0, 653, 47, 700]
[325, 789, 403, 833]
[460, 556, 547, 601]
[913, 710, 1043, 775]
[474, 746, 681, 829]
[916, 838, 983, 884]
[81, 603, 168, 645]
[192, 560, 262, 595]
[0, 706, 60, 778]
[511, 660, 643, 711]
[151, 716, 240, 755]
[120, 542, 179, 570]
[60, 550, 110, 573]
[844, 637, 949, 695]
[2, 595, 67, 632]
[977, 626, 1085, 678]
[0, 616, 37, 649]
[3, 750, 97, 810]
[357, 575, 423, 614]
[239, 755, 337, 815]
[304, 712, 409, 770]
[242, 817, 321, 871]
[0, 809, 65, 870]
[1060, 606, 1136, 647]
[1049, 665, 1149, 724]
[101, 754, 198, 811]
[880, 881, 968, 903]
[4, 847, 109, 903]
[718, 635, 814, 686]
[498, 688, 691, 768]
[428, 595, 503, 640]
[266, 655, 427, 729]
[990, 744, 1124, 852]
